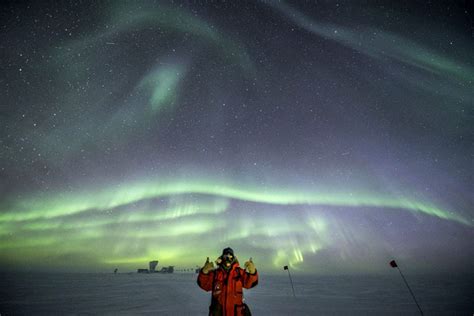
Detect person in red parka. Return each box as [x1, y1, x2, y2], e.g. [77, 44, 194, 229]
[197, 247, 258, 316]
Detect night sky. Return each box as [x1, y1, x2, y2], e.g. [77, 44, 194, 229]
[1, 1, 473, 274]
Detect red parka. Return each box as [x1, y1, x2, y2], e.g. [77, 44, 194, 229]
[197, 261, 258, 316]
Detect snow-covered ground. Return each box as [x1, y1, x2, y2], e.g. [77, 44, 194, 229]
[1, 272, 472, 315]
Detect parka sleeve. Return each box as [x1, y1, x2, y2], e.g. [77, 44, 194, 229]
[197, 269, 214, 291]
[241, 269, 258, 289]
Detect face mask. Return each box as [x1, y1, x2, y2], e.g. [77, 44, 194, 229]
[221, 253, 234, 268]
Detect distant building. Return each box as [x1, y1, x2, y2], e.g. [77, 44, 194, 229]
[149, 261, 158, 272]
[159, 266, 174, 273]
[136, 260, 174, 274]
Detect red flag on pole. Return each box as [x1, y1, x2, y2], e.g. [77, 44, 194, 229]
[390, 260, 398, 268]
[283, 265, 288, 270]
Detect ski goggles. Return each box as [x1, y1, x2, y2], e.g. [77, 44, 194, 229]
[222, 253, 234, 260]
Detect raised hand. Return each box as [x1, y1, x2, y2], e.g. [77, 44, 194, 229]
[202, 257, 214, 274]
[244, 257, 256, 274]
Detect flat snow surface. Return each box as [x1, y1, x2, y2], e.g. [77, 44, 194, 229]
[1, 272, 472, 315]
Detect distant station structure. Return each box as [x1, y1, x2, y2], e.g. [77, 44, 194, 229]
[137, 260, 174, 274]
[149, 260, 158, 272]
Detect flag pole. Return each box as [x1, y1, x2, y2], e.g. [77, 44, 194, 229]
[390, 260, 423, 315]
[284, 265, 296, 297]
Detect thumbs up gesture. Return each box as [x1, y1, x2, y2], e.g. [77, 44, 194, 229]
[244, 257, 256, 274]
[202, 257, 214, 274]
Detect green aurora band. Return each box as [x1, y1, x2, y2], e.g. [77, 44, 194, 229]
[58, 1, 253, 75]
[20, 1, 254, 170]
[0, 177, 470, 271]
[268, 1, 474, 103]
[0, 178, 469, 224]
[137, 64, 186, 113]
[2, 2, 472, 273]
